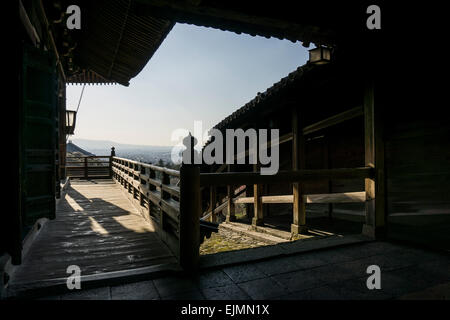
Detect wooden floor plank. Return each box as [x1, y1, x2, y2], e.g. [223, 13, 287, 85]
[9, 179, 177, 290]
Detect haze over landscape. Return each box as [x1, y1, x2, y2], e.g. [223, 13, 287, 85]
[70, 138, 173, 165]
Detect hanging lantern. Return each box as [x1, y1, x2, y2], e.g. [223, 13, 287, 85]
[65, 110, 77, 135]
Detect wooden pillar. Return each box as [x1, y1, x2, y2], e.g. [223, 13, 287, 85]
[263, 184, 269, 217]
[252, 163, 264, 227]
[323, 134, 333, 219]
[209, 186, 217, 223]
[244, 184, 252, 220]
[226, 165, 236, 222]
[291, 107, 308, 235]
[179, 134, 200, 271]
[362, 80, 386, 239]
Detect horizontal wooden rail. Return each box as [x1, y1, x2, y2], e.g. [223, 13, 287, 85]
[234, 191, 365, 204]
[200, 167, 374, 187]
[113, 156, 180, 177]
[303, 106, 363, 135]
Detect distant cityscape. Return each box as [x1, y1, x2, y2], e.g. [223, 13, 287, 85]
[68, 138, 178, 169]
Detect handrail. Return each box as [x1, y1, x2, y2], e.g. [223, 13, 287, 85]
[112, 156, 180, 177]
[67, 155, 111, 158]
[200, 167, 374, 187]
[111, 156, 181, 235]
[110, 155, 201, 271]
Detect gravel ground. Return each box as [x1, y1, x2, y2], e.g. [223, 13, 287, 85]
[200, 227, 270, 255]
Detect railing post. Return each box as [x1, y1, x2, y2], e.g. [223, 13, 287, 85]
[179, 164, 200, 272]
[160, 171, 171, 230]
[110, 147, 115, 179]
[84, 157, 88, 179]
[179, 133, 200, 271]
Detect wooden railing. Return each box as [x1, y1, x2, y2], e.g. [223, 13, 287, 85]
[200, 166, 374, 234]
[109, 153, 373, 270]
[66, 155, 112, 179]
[111, 156, 203, 271]
[81, 143, 374, 272]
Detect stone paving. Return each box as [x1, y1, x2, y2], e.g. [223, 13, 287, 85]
[37, 241, 450, 300]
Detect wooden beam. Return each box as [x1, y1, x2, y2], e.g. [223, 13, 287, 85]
[234, 192, 366, 204]
[262, 195, 292, 203]
[303, 106, 363, 136]
[306, 192, 365, 203]
[229, 132, 293, 170]
[234, 197, 255, 204]
[200, 167, 374, 187]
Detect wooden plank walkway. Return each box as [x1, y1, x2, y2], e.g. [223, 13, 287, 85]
[8, 180, 178, 294]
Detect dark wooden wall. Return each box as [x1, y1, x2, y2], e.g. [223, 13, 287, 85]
[384, 112, 450, 249]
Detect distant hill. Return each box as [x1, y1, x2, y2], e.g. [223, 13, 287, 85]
[67, 141, 94, 156]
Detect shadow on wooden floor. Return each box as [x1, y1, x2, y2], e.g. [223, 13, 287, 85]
[8, 180, 178, 296]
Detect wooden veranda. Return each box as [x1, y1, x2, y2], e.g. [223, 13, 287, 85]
[7, 179, 179, 296]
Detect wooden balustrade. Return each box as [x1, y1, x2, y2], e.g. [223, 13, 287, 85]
[66, 155, 112, 179]
[111, 156, 202, 271]
[199, 166, 374, 235]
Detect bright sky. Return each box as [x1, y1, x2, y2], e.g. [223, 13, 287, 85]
[66, 23, 310, 146]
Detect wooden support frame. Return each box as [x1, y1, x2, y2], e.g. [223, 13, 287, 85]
[291, 107, 307, 235]
[362, 80, 386, 239]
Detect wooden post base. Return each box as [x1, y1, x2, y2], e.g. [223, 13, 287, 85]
[251, 217, 264, 227]
[291, 223, 308, 236]
[226, 215, 236, 223]
[362, 224, 387, 239]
